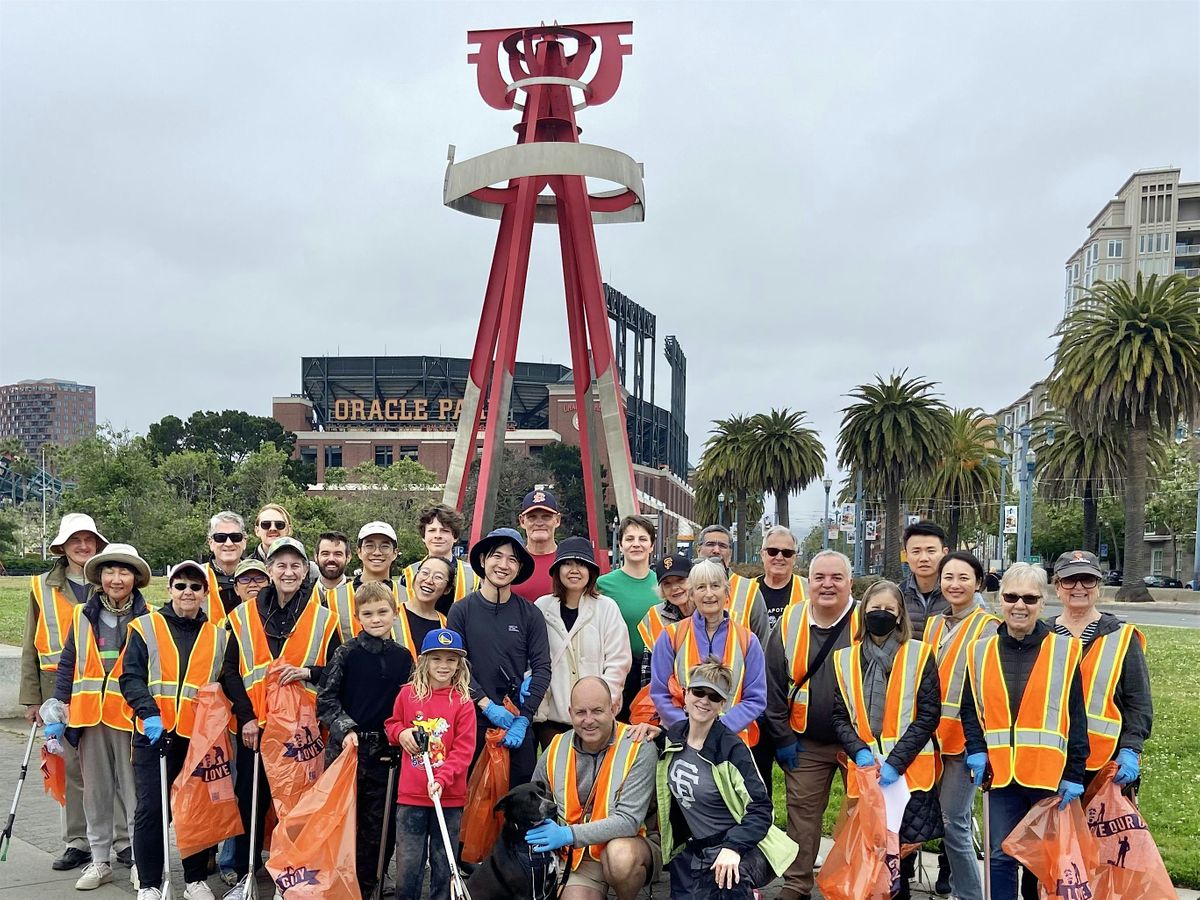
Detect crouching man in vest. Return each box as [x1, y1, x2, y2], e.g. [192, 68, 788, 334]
[531, 676, 660, 900]
[220, 537, 338, 896]
[120, 560, 227, 900]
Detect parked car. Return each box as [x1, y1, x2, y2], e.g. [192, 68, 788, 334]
[1143, 575, 1184, 589]
[1104, 569, 1123, 586]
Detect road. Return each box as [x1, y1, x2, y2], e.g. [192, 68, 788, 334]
[1041, 598, 1200, 629]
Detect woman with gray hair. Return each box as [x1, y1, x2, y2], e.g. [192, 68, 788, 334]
[649, 558, 766, 745]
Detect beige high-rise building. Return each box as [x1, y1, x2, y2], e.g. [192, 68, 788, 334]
[1063, 167, 1200, 315]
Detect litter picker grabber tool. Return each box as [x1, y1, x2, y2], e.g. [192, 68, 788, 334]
[419, 734, 471, 900]
[981, 763, 994, 900]
[225, 743, 261, 900]
[0, 723, 37, 861]
[159, 737, 174, 900]
[370, 736, 402, 900]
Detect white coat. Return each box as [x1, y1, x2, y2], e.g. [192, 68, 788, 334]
[534, 591, 632, 725]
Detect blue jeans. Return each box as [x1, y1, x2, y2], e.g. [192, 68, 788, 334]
[394, 804, 462, 900]
[986, 784, 1054, 900]
[939, 754, 983, 900]
[218, 750, 238, 872]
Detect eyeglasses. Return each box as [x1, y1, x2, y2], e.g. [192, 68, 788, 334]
[764, 547, 796, 559]
[172, 581, 204, 592]
[211, 533, 244, 544]
[258, 520, 287, 530]
[1059, 576, 1100, 589]
[688, 686, 724, 703]
[235, 574, 269, 585]
[419, 571, 449, 585]
[1001, 593, 1042, 606]
[361, 542, 395, 554]
[701, 540, 730, 550]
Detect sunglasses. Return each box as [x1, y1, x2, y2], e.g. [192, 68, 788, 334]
[172, 581, 205, 592]
[764, 547, 796, 559]
[688, 686, 724, 703]
[258, 520, 287, 531]
[1059, 576, 1100, 589]
[211, 532, 244, 544]
[235, 573, 269, 585]
[1001, 593, 1042, 606]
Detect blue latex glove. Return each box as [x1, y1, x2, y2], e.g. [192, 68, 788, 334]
[518, 674, 532, 706]
[775, 741, 801, 770]
[854, 748, 875, 768]
[482, 701, 516, 730]
[966, 752, 989, 787]
[1057, 779, 1084, 809]
[879, 762, 901, 787]
[44, 722, 65, 741]
[142, 715, 164, 744]
[526, 820, 573, 853]
[1113, 748, 1141, 785]
[502, 716, 530, 749]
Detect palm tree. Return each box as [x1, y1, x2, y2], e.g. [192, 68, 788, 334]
[1048, 273, 1200, 593]
[745, 409, 825, 531]
[698, 415, 759, 562]
[838, 372, 952, 580]
[921, 408, 1003, 549]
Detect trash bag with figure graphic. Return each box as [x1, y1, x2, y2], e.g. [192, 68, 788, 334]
[1082, 762, 1177, 899]
[260, 660, 326, 818]
[1002, 796, 1101, 899]
[171, 683, 243, 857]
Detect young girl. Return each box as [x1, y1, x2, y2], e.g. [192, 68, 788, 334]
[385, 629, 477, 900]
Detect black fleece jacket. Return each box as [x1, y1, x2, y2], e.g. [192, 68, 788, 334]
[960, 620, 1089, 784]
[119, 602, 211, 738]
[831, 649, 941, 775]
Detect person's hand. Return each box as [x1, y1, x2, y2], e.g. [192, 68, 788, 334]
[527, 820, 573, 853]
[710, 848, 741, 890]
[1057, 780, 1084, 809]
[342, 731, 359, 751]
[776, 741, 800, 771]
[482, 700, 516, 729]
[397, 727, 421, 756]
[241, 719, 261, 750]
[502, 716, 530, 749]
[25, 705, 41, 726]
[1113, 749, 1141, 785]
[277, 665, 310, 686]
[518, 674, 532, 705]
[854, 748, 875, 768]
[879, 762, 900, 787]
[143, 715, 165, 744]
[966, 752, 989, 787]
[428, 780, 443, 801]
[44, 722, 65, 741]
[627, 722, 661, 743]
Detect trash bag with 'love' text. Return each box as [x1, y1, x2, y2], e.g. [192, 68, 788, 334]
[265, 744, 358, 899]
[1002, 796, 1100, 899]
[1082, 762, 1177, 899]
[171, 684, 243, 857]
[260, 660, 326, 818]
[816, 765, 893, 900]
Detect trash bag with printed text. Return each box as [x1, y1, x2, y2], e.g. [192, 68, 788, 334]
[40, 746, 65, 807]
[1001, 796, 1100, 899]
[816, 765, 892, 900]
[1082, 762, 1177, 899]
[460, 726, 511, 864]
[260, 660, 326, 818]
[170, 683, 243, 857]
[265, 744, 359, 899]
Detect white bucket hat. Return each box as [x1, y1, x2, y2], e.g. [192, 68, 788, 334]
[49, 513, 108, 556]
[84, 543, 152, 589]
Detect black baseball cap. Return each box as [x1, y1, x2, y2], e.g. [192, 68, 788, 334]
[655, 554, 692, 580]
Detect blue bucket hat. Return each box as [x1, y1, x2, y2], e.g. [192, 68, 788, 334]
[469, 527, 535, 585]
[420, 628, 467, 656]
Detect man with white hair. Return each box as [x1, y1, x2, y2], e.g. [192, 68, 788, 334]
[205, 510, 248, 622]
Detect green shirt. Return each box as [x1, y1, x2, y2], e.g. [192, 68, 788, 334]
[597, 568, 659, 657]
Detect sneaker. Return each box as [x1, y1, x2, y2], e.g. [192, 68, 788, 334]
[137, 889, 163, 900]
[75, 862, 113, 890]
[220, 870, 240, 887]
[52, 847, 92, 871]
[184, 881, 216, 900]
[222, 877, 252, 900]
[115, 847, 134, 867]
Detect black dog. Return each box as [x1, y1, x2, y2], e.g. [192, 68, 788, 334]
[465, 782, 562, 900]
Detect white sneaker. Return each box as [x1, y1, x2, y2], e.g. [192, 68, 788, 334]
[137, 889, 163, 900]
[184, 882, 216, 900]
[75, 862, 113, 890]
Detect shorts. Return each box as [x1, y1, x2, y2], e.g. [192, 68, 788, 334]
[565, 835, 662, 892]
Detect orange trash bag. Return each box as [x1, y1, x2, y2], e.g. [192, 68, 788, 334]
[1082, 762, 1177, 899]
[628, 684, 660, 726]
[260, 660, 326, 818]
[266, 744, 359, 899]
[816, 765, 893, 900]
[40, 746, 65, 807]
[1002, 795, 1101, 898]
[460, 727, 510, 864]
[171, 684, 244, 858]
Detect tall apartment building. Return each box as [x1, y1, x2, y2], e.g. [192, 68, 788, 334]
[1063, 167, 1200, 314]
[0, 379, 97, 457]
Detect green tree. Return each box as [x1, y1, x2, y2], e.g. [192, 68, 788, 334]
[1049, 273, 1200, 593]
[921, 408, 1003, 549]
[698, 415, 760, 562]
[0, 508, 20, 555]
[1146, 439, 1200, 579]
[159, 450, 226, 508]
[838, 372, 952, 580]
[1031, 497, 1085, 564]
[147, 410, 308, 485]
[745, 409, 825, 531]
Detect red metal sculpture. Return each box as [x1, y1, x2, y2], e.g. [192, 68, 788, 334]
[442, 22, 644, 548]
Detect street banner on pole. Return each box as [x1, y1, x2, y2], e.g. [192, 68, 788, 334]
[1004, 505, 1018, 534]
[865, 520, 877, 542]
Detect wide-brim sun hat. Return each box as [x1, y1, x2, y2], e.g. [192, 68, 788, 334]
[549, 535, 599, 578]
[469, 527, 535, 585]
[84, 543, 151, 589]
[49, 513, 108, 556]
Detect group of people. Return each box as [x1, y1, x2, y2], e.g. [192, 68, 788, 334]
[19, 496, 1153, 900]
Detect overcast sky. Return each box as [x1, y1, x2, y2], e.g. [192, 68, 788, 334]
[2, 1, 1198, 527]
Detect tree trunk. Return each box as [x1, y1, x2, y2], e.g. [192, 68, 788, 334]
[736, 489, 749, 564]
[1118, 418, 1151, 599]
[948, 503, 961, 550]
[1082, 481, 1098, 554]
[776, 488, 791, 531]
[883, 487, 902, 581]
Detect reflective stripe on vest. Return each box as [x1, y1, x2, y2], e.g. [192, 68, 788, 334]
[669, 617, 756, 745]
[778, 601, 860, 734]
[543, 722, 646, 869]
[729, 574, 807, 630]
[204, 565, 230, 626]
[130, 610, 227, 739]
[31, 573, 76, 671]
[325, 580, 441, 656]
[923, 608, 999, 756]
[1080, 625, 1144, 770]
[402, 559, 478, 603]
[637, 606, 666, 651]
[67, 605, 133, 731]
[228, 597, 335, 722]
[834, 640, 936, 794]
[968, 632, 1082, 791]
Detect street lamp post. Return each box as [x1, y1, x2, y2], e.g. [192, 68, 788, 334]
[822, 476, 832, 551]
[611, 515, 620, 568]
[1015, 424, 1031, 564]
[1022, 449, 1037, 562]
[40, 445, 47, 560]
[997, 457, 1009, 571]
[717, 492, 726, 529]
[853, 470, 865, 577]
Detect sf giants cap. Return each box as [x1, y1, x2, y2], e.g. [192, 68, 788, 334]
[520, 488, 559, 516]
[655, 553, 693, 581]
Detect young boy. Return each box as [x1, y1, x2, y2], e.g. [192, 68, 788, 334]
[316, 581, 411, 899]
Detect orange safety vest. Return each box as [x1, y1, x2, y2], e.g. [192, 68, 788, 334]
[968, 632, 1082, 791]
[636, 605, 672, 652]
[128, 609, 227, 738]
[668, 616, 758, 746]
[402, 558, 479, 603]
[728, 573, 806, 631]
[923, 608, 1000, 756]
[777, 601, 861, 733]
[30, 573, 78, 671]
[66, 604, 133, 731]
[227, 595, 336, 722]
[203, 564, 231, 626]
[834, 640, 937, 796]
[543, 722, 647, 870]
[1079, 624, 1145, 771]
[323, 580, 443, 657]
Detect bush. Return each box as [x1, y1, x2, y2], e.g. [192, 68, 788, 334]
[0, 555, 49, 576]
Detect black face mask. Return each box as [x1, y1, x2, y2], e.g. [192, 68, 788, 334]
[865, 609, 898, 637]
